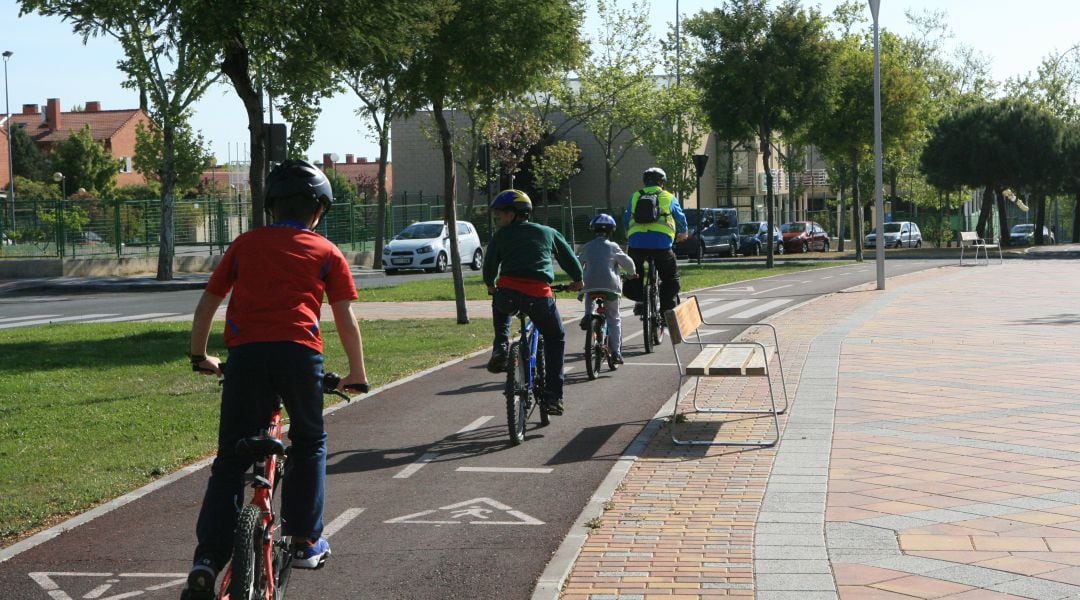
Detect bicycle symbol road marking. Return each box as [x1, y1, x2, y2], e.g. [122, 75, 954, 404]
[385, 497, 544, 525]
[29, 571, 186, 600]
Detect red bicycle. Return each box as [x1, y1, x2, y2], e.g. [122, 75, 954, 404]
[209, 369, 365, 600]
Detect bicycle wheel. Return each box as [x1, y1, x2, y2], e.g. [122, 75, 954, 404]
[648, 276, 664, 346]
[229, 504, 262, 600]
[505, 341, 527, 445]
[605, 327, 617, 370]
[584, 316, 598, 380]
[642, 284, 654, 354]
[534, 337, 549, 427]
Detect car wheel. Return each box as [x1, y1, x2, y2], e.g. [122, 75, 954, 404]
[915, 240, 922, 248]
[751, 243, 761, 256]
[434, 252, 448, 273]
[776, 243, 784, 255]
[822, 240, 830, 252]
[470, 248, 484, 270]
[802, 242, 809, 253]
[384, 269, 398, 275]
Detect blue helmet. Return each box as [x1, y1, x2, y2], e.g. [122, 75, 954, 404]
[490, 189, 532, 214]
[590, 213, 616, 234]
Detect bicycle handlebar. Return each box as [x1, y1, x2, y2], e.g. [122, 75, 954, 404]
[191, 362, 368, 402]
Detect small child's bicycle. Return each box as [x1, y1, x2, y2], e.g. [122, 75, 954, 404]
[504, 284, 571, 445]
[191, 365, 366, 600]
[582, 293, 617, 380]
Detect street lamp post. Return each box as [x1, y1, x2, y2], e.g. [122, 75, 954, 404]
[869, 0, 885, 290]
[693, 154, 709, 265]
[3, 50, 13, 231]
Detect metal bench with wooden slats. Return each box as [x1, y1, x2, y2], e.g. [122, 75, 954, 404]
[663, 295, 788, 447]
[959, 231, 1002, 265]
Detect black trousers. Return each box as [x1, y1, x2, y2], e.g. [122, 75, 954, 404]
[628, 247, 680, 311]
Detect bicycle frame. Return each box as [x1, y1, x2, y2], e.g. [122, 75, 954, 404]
[516, 314, 540, 393]
[218, 400, 287, 600]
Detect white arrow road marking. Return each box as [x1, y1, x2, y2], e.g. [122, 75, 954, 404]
[385, 497, 543, 525]
[322, 507, 365, 538]
[393, 416, 493, 479]
[752, 283, 792, 295]
[700, 299, 755, 318]
[28, 572, 186, 600]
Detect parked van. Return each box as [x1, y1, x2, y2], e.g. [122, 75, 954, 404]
[675, 207, 740, 259]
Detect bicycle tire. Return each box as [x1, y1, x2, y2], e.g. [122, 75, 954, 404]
[535, 337, 549, 427]
[642, 286, 654, 354]
[605, 326, 617, 370]
[229, 504, 262, 600]
[584, 316, 598, 380]
[650, 284, 665, 346]
[505, 341, 527, 445]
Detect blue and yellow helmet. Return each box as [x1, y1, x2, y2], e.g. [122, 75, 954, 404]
[491, 189, 532, 214]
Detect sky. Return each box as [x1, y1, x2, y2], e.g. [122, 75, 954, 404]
[3, 0, 1078, 165]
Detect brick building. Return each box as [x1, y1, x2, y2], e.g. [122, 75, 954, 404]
[318, 152, 392, 199]
[0, 98, 152, 192]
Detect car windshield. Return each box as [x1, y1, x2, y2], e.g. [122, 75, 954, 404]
[686, 209, 734, 228]
[1011, 224, 1034, 234]
[883, 223, 903, 233]
[397, 223, 444, 240]
[781, 223, 806, 233]
[739, 222, 762, 235]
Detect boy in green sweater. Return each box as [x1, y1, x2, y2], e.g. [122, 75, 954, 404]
[483, 189, 583, 415]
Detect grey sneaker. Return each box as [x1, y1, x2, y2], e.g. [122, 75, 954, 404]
[179, 562, 216, 600]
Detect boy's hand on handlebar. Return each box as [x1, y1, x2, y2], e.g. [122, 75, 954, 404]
[338, 374, 370, 395]
[191, 354, 222, 376]
[569, 280, 584, 292]
[676, 232, 689, 242]
[487, 285, 496, 295]
[626, 273, 640, 280]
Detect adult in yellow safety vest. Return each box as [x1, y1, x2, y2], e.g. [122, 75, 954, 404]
[622, 167, 688, 312]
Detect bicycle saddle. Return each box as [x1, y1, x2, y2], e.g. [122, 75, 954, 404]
[235, 435, 286, 458]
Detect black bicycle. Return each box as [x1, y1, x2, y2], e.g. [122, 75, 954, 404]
[582, 293, 616, 380]
[640, 255, 665, 354]
[504, 284, 571, 445]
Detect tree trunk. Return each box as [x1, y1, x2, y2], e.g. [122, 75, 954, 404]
[432, 98, 469, 324]
[760, 127, 775, 269]
[1073, 191, 1080, 243]
[995, 188, 1009, 245]
[851, 154, 863, 262]
[373, 116, 390, 269]
[1034, 192, 1047, 245]
[836, 168, 846, 253]
[975, 186, 993, 239]
[604, 157, 614, 217]
[156, 124, 177, 281]
[221, 44, 267, 229]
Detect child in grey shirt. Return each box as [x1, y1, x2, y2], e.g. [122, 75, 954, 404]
[577, 214, 637, 363]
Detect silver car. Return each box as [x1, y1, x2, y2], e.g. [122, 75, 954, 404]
[864, 221, 921, 249]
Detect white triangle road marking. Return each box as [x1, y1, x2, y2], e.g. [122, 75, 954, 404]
[29, 571, 186, 600]
[385, 497, 544, 525]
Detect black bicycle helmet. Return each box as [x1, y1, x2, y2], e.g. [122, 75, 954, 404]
[643, 167, 667, 186]
[265, 159, 334, 214]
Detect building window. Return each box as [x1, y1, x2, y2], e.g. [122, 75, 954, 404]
[119, 156, 133, 173]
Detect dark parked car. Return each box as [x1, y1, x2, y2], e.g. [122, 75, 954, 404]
[781, 221, 830, 253]
[738, 221, 784, 256]
[1008, 223, 1055, 246]
[675, 207, 740, 259]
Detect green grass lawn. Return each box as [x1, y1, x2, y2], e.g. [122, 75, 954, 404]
[0, 259, 845, 545]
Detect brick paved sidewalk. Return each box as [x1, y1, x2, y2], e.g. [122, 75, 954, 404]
[555, 259, 1080, 600]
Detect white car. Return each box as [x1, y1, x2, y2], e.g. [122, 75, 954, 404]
[382, 220, 484, 274]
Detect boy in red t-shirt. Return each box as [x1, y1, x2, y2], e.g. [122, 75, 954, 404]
[182, 159, 368, 600]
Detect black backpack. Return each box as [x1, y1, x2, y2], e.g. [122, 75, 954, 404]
[633, 189, 662, 224]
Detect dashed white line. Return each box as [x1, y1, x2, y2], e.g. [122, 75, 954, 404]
[0, 314, 61, 323]
[0, 314, 116, 329]
[729, 298, 792, 319]
[80, 312, 180, 323]
[322, 508, 365, 538]
[456, 467, 553, 474]
[393, 416, 494, 479]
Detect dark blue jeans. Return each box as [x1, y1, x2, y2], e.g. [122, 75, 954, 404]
[492, 288, 566, 401]
[192, 342, 327, 570]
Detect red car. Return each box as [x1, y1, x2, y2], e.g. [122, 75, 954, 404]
[781, 221, 830, 253]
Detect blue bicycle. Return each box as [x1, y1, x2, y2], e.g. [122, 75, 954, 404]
[505, 284, 571, 445]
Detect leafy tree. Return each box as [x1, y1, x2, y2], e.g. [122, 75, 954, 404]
[688, 0, 832, 267]
[51, 126, 122, 197]
[638, 23, 710, 203]
[560, 0, 656, 216]
[397, 0, 584, 323]
[9, 124, 52, 182]
[133, 121, 213, 196]
[20, 0, 222, 280]
[531, 139, 582, 226]
[484, 111, 548, 189]
[323, 168, 360, 206]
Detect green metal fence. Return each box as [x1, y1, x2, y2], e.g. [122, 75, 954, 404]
[0, 195, 609, 260]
